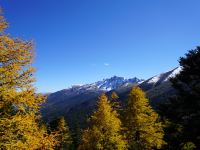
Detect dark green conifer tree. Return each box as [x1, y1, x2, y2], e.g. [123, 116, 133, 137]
[162, 47, 200, 149]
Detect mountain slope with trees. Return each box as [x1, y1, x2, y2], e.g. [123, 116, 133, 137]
[1, 6, 200, 150]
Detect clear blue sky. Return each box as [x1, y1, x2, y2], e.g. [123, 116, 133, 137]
[1, 0, 200, 92]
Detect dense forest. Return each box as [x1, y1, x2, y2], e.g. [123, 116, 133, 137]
[1, 10, 200, 150]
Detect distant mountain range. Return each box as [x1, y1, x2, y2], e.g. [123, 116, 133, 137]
[41, 76, 143, 121]
[91, 76, 144, 91]
[59, 76, 143, 92]
[41, 67, 181, 126]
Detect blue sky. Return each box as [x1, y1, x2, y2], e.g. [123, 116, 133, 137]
[1, 0, 200, 92]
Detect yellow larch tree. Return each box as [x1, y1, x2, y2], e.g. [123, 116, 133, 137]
[56, 116, 72, 150]
[0, 10, 57, 149]
[78, 94, 127, 150]
[124, 86, 165, 150]
[110, 91, 121, 111]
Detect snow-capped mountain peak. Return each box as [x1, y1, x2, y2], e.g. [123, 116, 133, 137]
[70, 76, 143, 92]
[144, 66, 182, 85]
[94, 76, 142, 91]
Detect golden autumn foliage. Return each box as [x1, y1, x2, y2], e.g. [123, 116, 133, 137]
[0, 11, 57, 149]
[124, 86, 165, 150]
[55, 117, 72, 150]
[111, 91, 119, 100]
[110, 91, 121, 111]
[78, 94, 127, 150]
[0, 9, 7, 32]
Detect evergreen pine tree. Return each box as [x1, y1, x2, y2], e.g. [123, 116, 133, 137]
[124, 86, 165, 150]
[164, 47, 200, 148]
[78, 94, 127, 150]
[0, 10, 57, 149]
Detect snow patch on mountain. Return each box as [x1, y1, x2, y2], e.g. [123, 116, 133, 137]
[147, 75, 162, 84]
[143, 67, 182, 86]
[164, 66, 182, 81]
